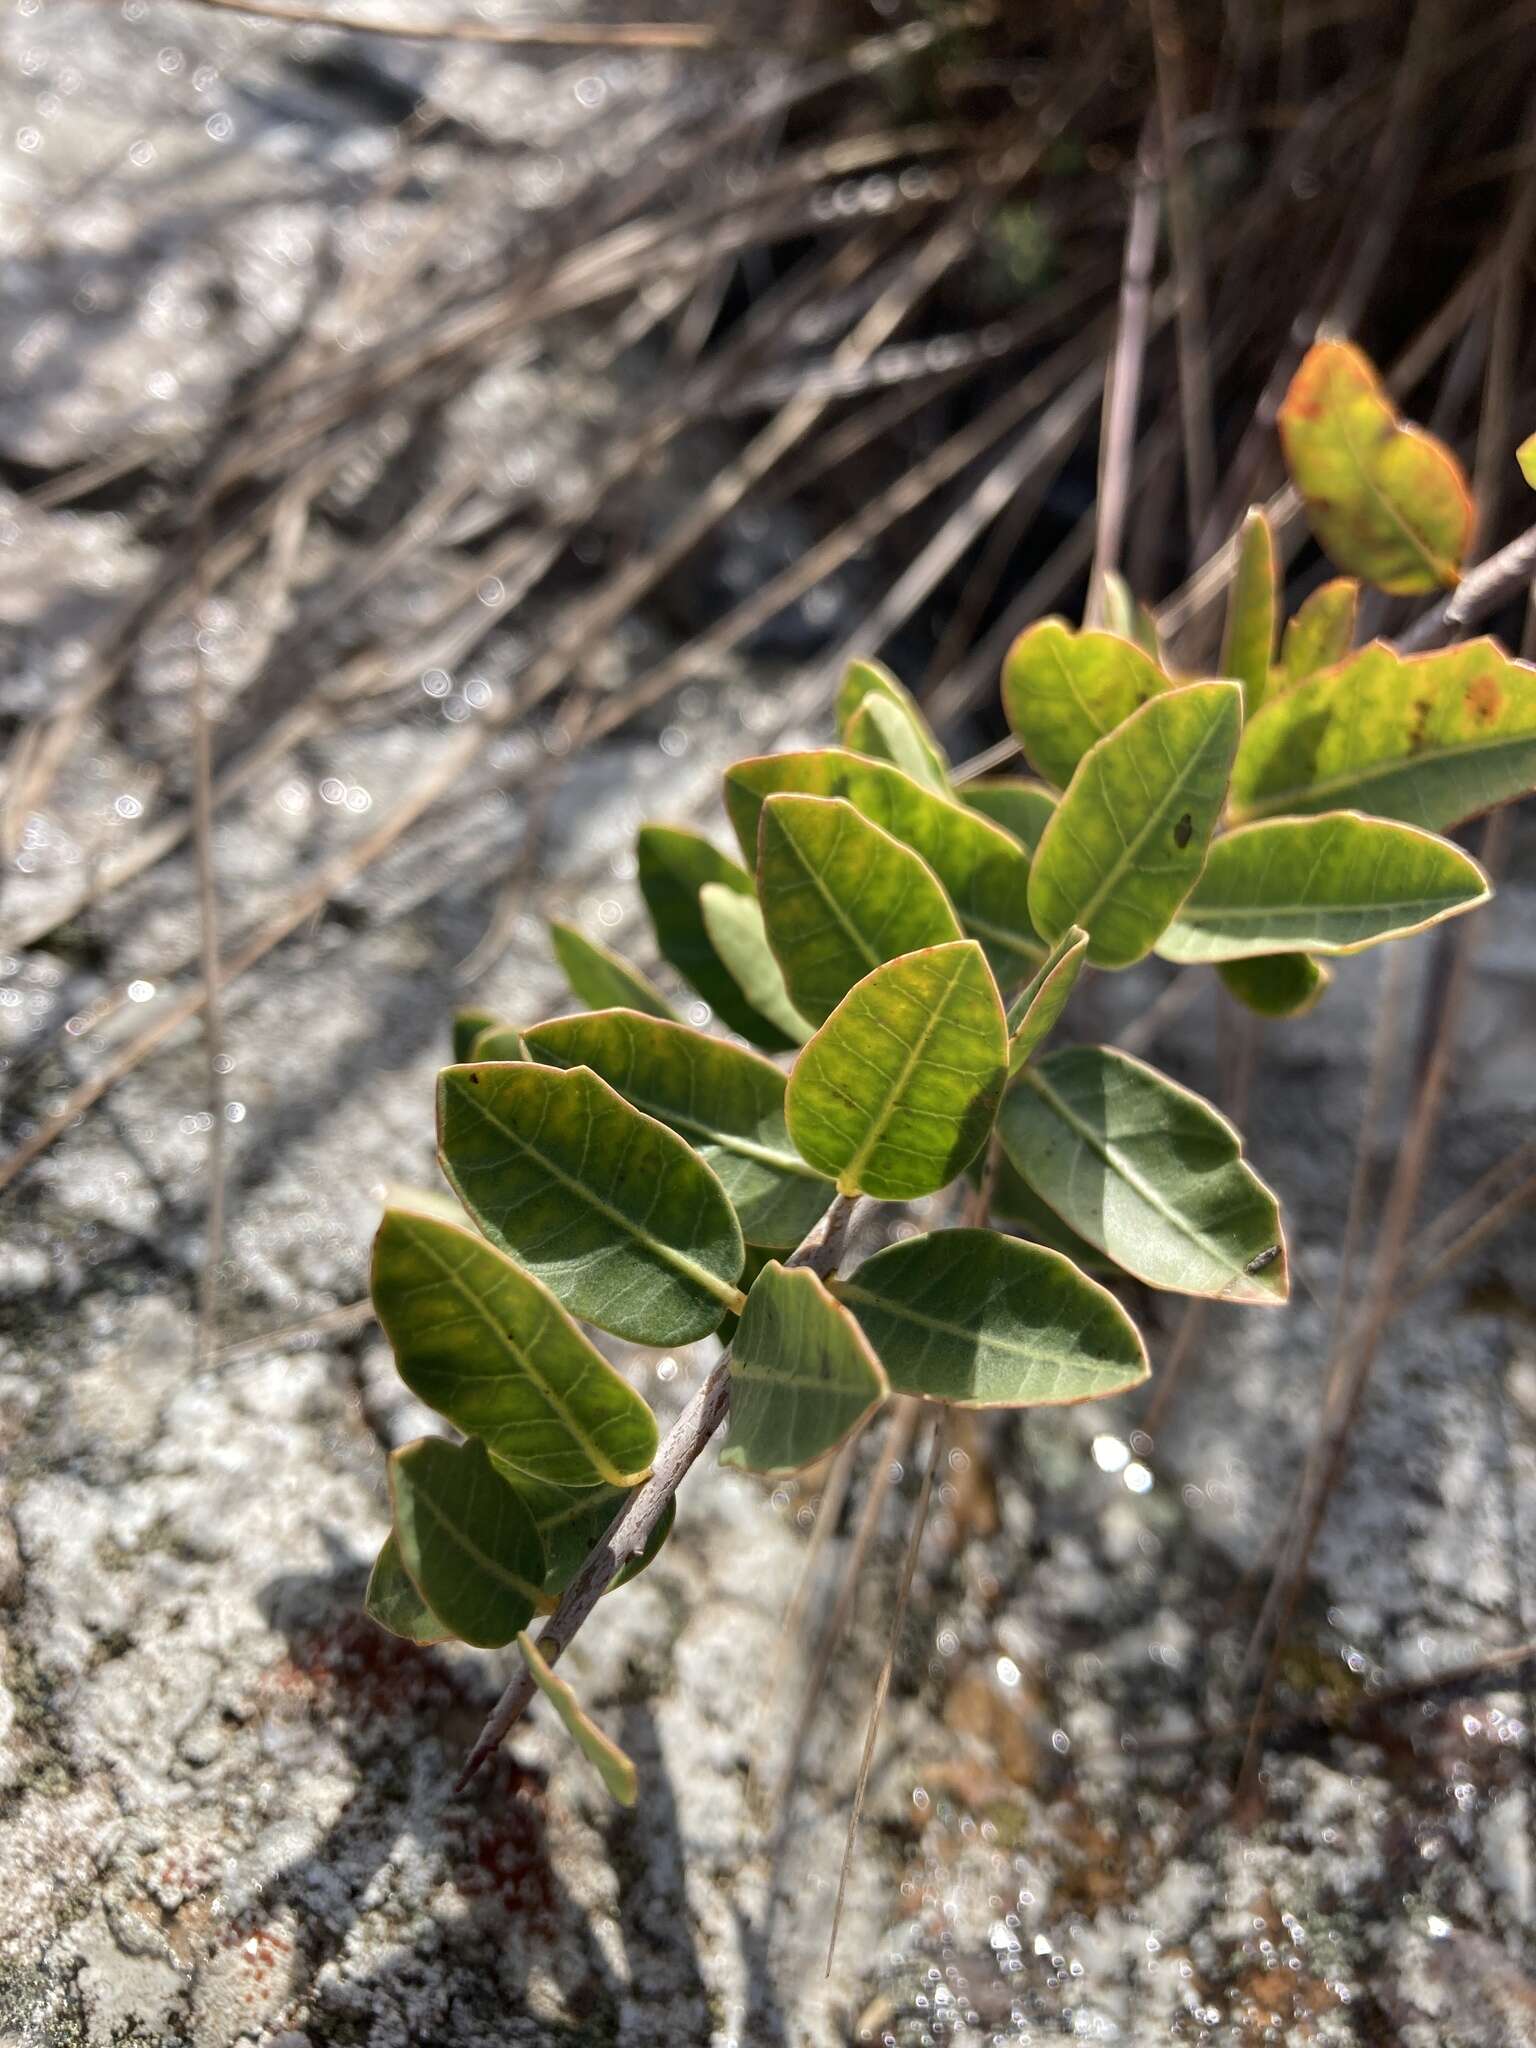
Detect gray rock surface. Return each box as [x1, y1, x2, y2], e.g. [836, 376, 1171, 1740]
[4, 4, 1536, 2043]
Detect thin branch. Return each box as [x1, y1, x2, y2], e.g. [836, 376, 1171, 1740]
[1148, 0, 1218, 548]
[137, 0, 738, 50]
[191, 654, 227, 1368]
[454, 1194, 862, 1791]
[1396, 518, 1536, 650]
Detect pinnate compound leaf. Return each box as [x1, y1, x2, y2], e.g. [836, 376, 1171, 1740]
[836, 657, 949, 784]
[522, 1008, 831, 1250]
[757, 794, 961, 1025]
[372, 1203, 658, 1488]
[959, 777, 1057, 855]
[785, 940, 1006, 1200]
[1278, 578, 1358, 687]
[1230, 639, 1536, 831]
[517, 1632, 638, 1806]
[845, 694, 949, 791]
[1026, 682, 1243, 969]
[389, 1437, 548, 1649]
[1278, 339, 1472, 593]
[1006, 925, 1088, 1073]
[698, 884, 813, 1045]
[366, 1532, 450, 1644]
[508, 1475, 674, 1597]
[1001, 618, 1172, 790]
[997, 1045, 1287, 1304]
[470, 1024, 525, 1061]
[637, 826, 794, 1050]
[438, 1062, 744, 1346]
[549, 919, 677, 1022]
[1156, 813, 1490, 963]
[832, 1228, 1146, 1408]
[453, 1008, 502, 1062]
[1218, 953, 1332, 1019]
[720, 1261, 887, 1475]
[725, 750, 1042, 982]
[1220, 509, 1278, 715]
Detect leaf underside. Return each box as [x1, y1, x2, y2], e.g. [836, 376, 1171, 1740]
[997, 1044, 1288, 1304]
[697, 882, 814, 1046]
[517, 1631, 638, 1806]
[637, 825, 794, 1050]
[390, 1436, 548, 1649]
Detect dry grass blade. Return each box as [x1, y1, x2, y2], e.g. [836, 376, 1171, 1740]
[147, 0, 733, 49]
[1086, 134, 1160, 626]
[1148, 0, 1217, 547]
[825, 1413, 945, 1977]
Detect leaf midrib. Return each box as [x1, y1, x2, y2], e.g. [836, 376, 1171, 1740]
[412, 1483, 545, 1607]
[833, 1279, 1132, 1381]
[408, 1220, 648, 1488]
[1067, 704, 1232, 935]
[1333, 386, 1456, 586]
[837, 950, 980, 1191]
[1018, 1063, 1260, 1291]
[452, 1079, 745, 1310]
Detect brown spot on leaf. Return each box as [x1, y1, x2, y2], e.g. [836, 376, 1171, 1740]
[1173, 812, 1193, 848]
[1465, 672, 1502, 723]
[1405, 697, 1433, 752]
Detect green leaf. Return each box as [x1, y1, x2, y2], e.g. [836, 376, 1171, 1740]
[832, 1228, 1147, 1408]
[1001, 618, 1172, 790]
[507, 1474, 674, 1596]
[959, 777, 1057, 855]
[517, 1631, 638, 1806]
[366, 1532, 450, 1644]
[372, 1202, 659, 1488]
[725, 750, 1042, 982]
[698, 883, 813, 1045]
[453, 1008, 502, 1063]
[1278, 339, 1473, 594]
[1006, 925, 1088, 1073]
[389, 1437, 548, 1649]
[1220, 509, 1277, 716]
[438, 1062, 745, 1346]
[997, 1045, 1288, 1304]
[720, 1261, 887, 1475]
[1027, 682, 1243, 969]
[470, 1024, 525, 1061]
[522, 1008, 832, 1250]
[549, 919, 677, 1022]
[785, 939, 1006, 1200]
[1519, 432, 1536, 491]
[1217, 953, 1332, 1019]
[836, 657, 949, 784]
[1277, 578, 1358, 687]
[757, 793, 962, 1025]
[1230, 639, 1536, 832]
[845, 695, 950, 791]
[985, 1156, 1119, 1276]
[1156, 813, 1490, 963]
[1100, 570, 1165, 663]
[637, 826, 794, 1050]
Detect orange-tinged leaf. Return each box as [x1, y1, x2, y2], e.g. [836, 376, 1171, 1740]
[1278, 340, 1472, 595]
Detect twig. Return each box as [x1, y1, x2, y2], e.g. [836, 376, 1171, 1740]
[1085, 132, 1160, 626]
[1396, 518, 1536, 650]
[825, 1411, 944, 1976]
[138, 0, 734, 51]
[454, 1194, 861, 1791]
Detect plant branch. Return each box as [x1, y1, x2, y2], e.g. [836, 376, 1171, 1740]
[136, 0, 739, 50]
[1396, 517, 1536, 650]
[453, 1192, 862, 1792]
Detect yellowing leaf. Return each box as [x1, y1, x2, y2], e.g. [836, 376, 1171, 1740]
[1220, 509, 1278, 715]
[1230, 638, 1536, 831]
[720, 1261, 887, 1474]
[1026, 682, 1243, 969]
[1277, 578, 1358, 688]
[785, 940, 1006, 1200]
[836, 658, 949, 785]
[757, 793, 961, 1025]
[1518, 432, 1536, 491]
[1278, 340, 1472, 594]
[1001, 617, 1172, 790]
[517, 1632, 638, 1806]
